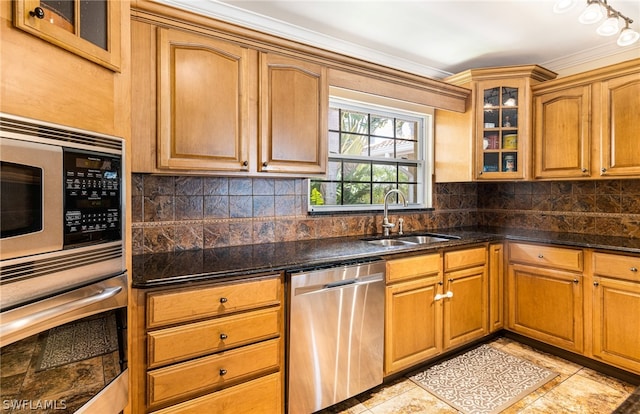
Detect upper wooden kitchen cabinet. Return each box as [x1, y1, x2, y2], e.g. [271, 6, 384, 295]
[131, 19, 328, 176]
[259, 52, 327, 174]
[435, 65, 556, 182]
[532, 58, 640, 179]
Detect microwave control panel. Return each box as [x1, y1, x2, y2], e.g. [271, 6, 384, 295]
[63, 149, 121, 246]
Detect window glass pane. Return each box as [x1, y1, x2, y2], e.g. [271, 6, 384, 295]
[340, 133, 368, 156]
[484, 87, 499, 107]
[372, 184, 396, 204]
[370, 115, 393, 137]
[343, 162, 371, 182]
[80, 0, 108, 50]
[372, 163, 396, 182]
[328, 107, 339, 130]
[399, 164, 417, 182]
[343, 183, 371, 204]
[310, 181, 338, 206]
[399, 183, 418, 203]
[42, 0, 74, 33]
[341, 110, 368, 134]
[502, 87, 518, 107]
[328, 131, 340, 155]
[326, 160, 342, 181]
[396, 119, 417, 140]
[396, 139, 417, 160]
[370, 137, 394, 158]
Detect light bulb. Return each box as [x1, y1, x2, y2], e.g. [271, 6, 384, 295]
[553, 0, 577, 14]
[617, 27, 640, 46]
[579, 2, 604, 24]
[597, 16, 620, 36]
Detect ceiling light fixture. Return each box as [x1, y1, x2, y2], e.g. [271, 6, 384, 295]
[556, 0, 639, 46]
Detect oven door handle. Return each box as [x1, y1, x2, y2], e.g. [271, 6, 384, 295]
[1, 284, 125, 346]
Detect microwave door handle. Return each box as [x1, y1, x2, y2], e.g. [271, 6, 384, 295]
[0, 286, 122, 344]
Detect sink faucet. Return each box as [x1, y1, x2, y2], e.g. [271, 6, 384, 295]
[382, 189, 408, 237]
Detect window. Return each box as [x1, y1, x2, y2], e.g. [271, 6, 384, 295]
[309, 94, 433, 212]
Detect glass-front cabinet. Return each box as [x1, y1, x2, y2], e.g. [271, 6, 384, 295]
[13, 0, 122, 71]
[477, 81, 526, 179]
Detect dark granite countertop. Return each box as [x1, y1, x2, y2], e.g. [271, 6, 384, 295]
[131, 226, 640, 289]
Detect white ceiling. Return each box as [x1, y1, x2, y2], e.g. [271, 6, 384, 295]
[156, 0, 640, 79]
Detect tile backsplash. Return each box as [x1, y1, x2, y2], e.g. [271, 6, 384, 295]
[131, 175, 477, 254]
[131, 174, 640, 254]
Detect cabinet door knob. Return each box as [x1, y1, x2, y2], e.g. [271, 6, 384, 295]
[242, 160, 248, 167]
[631, 267, 638, 272]
[538, 254, 544, 259]
[220, 333, 228, 340]
[219, 369, 227, 376]
[29, 7, 45, 19]
[593, 281, 599, 287]
[219, 297, 228, 304]
[478, 171, 483, 175]
[601, 167, 607, 174]
[262, 162, 268, 167]
[581, 168, 588, 173]
[573, 278, 579, 284]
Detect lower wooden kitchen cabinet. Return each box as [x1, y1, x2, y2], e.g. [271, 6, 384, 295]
[130, 274, 284, 413]
[590, 252, 640, 374]
[384, 245, 489, 375]
[507, 242, 584, 353]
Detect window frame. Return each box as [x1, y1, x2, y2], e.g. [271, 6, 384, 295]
[309, 92, 433, 213]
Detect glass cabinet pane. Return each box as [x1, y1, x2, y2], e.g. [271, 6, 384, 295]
[80, 0, 107, 50]
[484, 87, 500, 107]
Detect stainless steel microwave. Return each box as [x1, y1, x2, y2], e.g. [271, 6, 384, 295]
[0, 113, 125, 310]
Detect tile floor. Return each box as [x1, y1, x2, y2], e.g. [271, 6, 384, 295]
[317, 337, 638, 414]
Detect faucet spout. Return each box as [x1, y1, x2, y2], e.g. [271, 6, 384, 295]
[382, 189, 408, 236]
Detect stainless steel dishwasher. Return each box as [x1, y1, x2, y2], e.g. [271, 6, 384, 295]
[287, 259, 385, 414]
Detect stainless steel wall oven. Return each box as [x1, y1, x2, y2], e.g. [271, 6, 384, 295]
[0, 113, 128, 413]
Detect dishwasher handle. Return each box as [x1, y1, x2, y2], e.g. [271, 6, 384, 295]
[294, 274, 383, 296]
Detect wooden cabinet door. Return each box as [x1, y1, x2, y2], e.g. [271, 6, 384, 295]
[443, 265, 488, 350]
[157, 27, 253, 171]
[385, 276, 443, 374]
[489, 243, 504, 332]
[259, 53, 327, 174]
[598, 72, 640, 177]
[592, 277, 640, 374]
[533, 85, 591, 179]
[507, 263, 583, 353]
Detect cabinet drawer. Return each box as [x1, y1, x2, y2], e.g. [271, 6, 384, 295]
[509, 243, 583, 272]
[147, 276, 280, 328]
[149, 372, 282, 414]
[386, 253, 442, 283]
[444, 247, 486, 271]
[593, 252, 640, 282]
[148, 338, 280, 407]
[148, 307, 280, 368]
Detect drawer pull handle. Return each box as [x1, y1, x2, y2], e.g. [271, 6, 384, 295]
[631, 267, 638, 272]
[219, 369, 227, 376]
[538, 254, 544, 259]
[220, 333, 228, 340]
[219, 297, 228, 304]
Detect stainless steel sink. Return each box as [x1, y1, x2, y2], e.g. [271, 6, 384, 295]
[363, 233, 460, 247]
[366, 239, 415, 247]
[396, 235, 450, 244]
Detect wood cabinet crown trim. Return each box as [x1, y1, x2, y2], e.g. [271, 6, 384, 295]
[130, 2, 471, 112]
